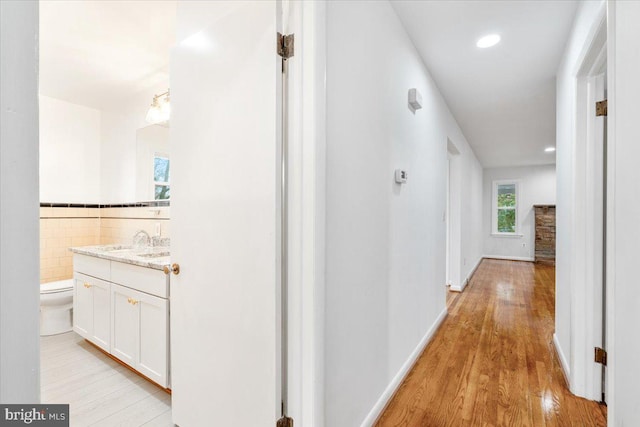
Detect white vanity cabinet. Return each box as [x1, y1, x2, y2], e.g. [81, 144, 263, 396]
[73, 272, 111, 352]
[72, 252, 170, 388]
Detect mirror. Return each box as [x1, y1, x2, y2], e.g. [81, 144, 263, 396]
[136, 124, 170, 202]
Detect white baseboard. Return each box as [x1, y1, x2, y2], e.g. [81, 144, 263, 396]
[360, 308, 448, 427]
[553, 333, 571, 386]
[450, 257, 483, 292]
[483, 254, 535, 262]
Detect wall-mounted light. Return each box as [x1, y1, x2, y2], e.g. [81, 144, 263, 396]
[146, 90, 170, 125]
[545, 147, 556, 152]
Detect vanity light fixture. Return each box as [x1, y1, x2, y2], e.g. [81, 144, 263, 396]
[145, 89, 171, 125]
[476, 34, 501, 48]
[545, 147, 556, 152]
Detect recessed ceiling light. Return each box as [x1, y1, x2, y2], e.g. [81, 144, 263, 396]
[545, 147, 556, 152]
[476, 34, 501, 48]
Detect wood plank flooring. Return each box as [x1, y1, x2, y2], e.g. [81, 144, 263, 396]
[376, 259, 607, 427]
[41, 332, 173, 426]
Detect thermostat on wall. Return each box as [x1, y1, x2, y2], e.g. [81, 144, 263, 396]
[395, 169, 408, 184]
[408, 88, 422, 111]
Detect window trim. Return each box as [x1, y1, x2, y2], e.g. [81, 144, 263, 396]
[492, 180, 520, 236]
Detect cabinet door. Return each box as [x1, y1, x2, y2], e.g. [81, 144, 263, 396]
[111, 284, 139, 368]
[73, 275, 93, 338]
[137, 292, 168, 387]
[91, 279, 111, 352]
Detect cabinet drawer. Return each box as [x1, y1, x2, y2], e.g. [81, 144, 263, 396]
[111, 261, 169, 298]
[74, 254, 110, 280]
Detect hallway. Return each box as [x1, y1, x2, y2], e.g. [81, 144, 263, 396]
[376, 259, 607, 426]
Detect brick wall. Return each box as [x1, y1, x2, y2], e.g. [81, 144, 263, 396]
[534, 205, 556, 265]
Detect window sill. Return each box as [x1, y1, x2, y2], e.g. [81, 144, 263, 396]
[491, 233, 523, 238]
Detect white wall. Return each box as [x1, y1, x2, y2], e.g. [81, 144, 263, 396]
[324, 2, 482, 425]
[555, 0, 604, 397]
[483, 165, 556, 260]
[39, 95, 101, 203]
[0, 0, 40, 403]
[608, 1, 640, 424]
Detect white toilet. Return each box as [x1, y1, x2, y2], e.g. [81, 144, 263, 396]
[40, 279, 74, 336]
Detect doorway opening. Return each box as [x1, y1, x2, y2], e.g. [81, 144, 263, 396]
[38, 2, 176, 424]
[446, 138, 461, 294]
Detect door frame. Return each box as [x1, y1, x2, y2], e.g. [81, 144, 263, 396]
[567, 3, 607, 402]
[283, 1, 327, 426]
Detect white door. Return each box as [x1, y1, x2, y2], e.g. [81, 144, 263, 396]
[170, 2, 281, 425]
[588, 71, 607, 401]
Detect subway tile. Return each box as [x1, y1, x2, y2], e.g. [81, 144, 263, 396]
[40, 207, 52, 218]
[50, 208, 67, 218]
[71, 236, 85, 246]
[40, 247, 53, 258]
[41, 228, 55, 239]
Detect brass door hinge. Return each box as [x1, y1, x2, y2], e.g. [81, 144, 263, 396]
[595, 347, 607, 366]
[596, 100, 608, 117]
[277, 33, 294, 59]
[276, 416, 294, 427]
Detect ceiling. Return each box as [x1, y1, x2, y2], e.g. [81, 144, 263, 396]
[39, 1, 176, 110]
[40, 0, 576, 166]
[391, 0, 578, 167]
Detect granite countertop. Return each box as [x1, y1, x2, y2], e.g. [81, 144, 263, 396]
[70, 244, 170, 271]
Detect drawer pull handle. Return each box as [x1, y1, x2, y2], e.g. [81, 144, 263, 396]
[83, 283, 92, 288]
[127, 297, 139, 305]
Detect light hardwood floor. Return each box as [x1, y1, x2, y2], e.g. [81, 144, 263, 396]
[377, 259, 607, 426]
[41, 332, 173, 426]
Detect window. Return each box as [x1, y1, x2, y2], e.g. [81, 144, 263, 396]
[154, 155, 170, 200]
[493, 181, 518, 235]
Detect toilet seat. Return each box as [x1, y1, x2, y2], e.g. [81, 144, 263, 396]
[40, 280, 73, 294]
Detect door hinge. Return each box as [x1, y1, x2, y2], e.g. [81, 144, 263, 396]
[276, 416, 294, 427]
[596, 99, 608, 117]
[277, 33, 294, 59]
[595, 347, 607, 366]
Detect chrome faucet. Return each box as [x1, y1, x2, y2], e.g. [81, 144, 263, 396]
[132, 230, 150, 248]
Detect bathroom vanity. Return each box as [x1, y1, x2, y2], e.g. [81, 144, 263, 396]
[70, 245, 171, 388]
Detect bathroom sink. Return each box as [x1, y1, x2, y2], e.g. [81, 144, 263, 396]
[98, 245, 134, 252]
[109, 249, 136, 254]
[137, 251, 170, 258]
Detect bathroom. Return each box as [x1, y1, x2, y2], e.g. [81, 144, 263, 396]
[39, 1, 176, 424]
